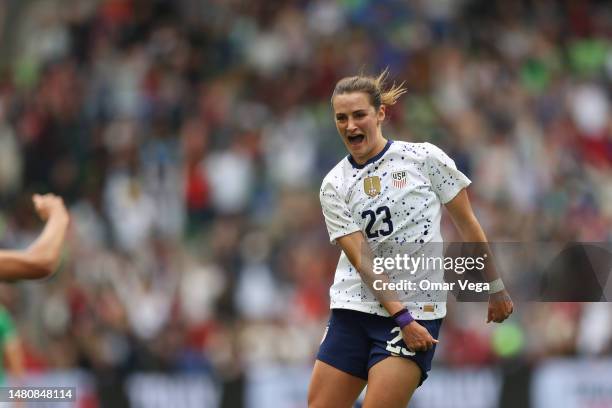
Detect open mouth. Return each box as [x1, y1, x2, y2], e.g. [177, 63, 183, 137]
[347, 134, 365, 146]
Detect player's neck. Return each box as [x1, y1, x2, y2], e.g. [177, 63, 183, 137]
[354, 137, 388, 165]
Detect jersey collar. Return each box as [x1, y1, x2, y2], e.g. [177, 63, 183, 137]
[347, 139, 393, 169]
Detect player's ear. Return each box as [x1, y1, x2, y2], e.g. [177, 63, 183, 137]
[377, 105, 386, 124]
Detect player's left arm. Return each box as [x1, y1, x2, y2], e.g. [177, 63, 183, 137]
[445, 189, 514, 323]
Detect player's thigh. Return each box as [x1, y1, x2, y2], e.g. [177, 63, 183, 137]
[362, 356, 421, 408]
[308, 359, 367, 408]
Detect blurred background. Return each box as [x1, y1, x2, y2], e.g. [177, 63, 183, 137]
[0, 0, 611, 407]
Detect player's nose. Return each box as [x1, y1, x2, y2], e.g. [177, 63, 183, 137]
[347, 118, 358, 134]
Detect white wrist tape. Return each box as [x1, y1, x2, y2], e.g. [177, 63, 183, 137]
[488, 278, 505, 294]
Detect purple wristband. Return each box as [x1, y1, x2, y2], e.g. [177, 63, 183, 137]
[393, 308, 414, 329]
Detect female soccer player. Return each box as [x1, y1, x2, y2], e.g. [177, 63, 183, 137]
[0, 194, 69, 280]
[308, 72, 513, 408]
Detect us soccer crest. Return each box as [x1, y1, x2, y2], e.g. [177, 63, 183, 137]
[392, 170, 408, 188]
[364, 176, 381, 197]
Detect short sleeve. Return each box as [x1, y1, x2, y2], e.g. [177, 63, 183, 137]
[320, 179, 361, 244]
[425, 143, 471, 204]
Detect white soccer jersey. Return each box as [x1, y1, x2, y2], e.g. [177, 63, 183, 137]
[320, 140, 471, 320]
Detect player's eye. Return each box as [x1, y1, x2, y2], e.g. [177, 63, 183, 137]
[336, 115, 347, 122]
[354, 112, 366, 118]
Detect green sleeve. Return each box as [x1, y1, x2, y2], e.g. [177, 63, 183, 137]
[0, 308, 16, 344]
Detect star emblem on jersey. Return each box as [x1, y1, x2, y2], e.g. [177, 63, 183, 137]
[363, 176, 381, 197]
[392, 170, 408, 189]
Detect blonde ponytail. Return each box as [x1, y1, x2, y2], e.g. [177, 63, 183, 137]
[375, 69, 407, 106]
[332, 68, 407, 108]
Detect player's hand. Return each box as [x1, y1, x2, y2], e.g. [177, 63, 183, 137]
[32, 194, 69, 222]
[401, 321, 438, 352]
[487, 289, 513, 323]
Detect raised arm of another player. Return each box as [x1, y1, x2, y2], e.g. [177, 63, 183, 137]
[0, 194, 70, 280]
[336, 232, 438, 352]
[445, 189, 513, 323]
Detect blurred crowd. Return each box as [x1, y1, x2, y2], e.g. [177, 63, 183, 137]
[0, 0, 611, 403]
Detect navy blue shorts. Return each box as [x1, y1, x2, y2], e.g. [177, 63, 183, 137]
[316, 309, 442, 385]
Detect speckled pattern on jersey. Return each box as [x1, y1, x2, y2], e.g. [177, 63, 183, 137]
[320, 140, 471, 320]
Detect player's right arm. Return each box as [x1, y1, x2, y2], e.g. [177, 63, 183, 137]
[0, 194, 69, 280]
[336, 232, 438, 352]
